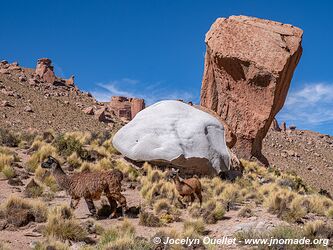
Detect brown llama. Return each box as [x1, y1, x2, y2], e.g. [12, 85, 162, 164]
[41, 156, 128, 218]
[169, 168, 202, 208]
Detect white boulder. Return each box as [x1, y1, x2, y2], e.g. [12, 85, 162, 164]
[112, 100, 231, 175]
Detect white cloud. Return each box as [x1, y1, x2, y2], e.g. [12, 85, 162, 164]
[91, 78, 197, 105]
[278, 83, 333, 126]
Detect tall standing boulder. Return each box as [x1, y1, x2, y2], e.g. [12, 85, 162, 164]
[35, 58, 56, 84]
[200, 15, 303, 162]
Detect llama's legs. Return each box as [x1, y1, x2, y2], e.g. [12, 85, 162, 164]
[178, 195, 186, 208]
[84, 197, 97, 215]
[189, 193, 196, 206]
[196, 191, 203, 206]
[110, 192, 128, 217]
[106, 194, 118, 218]
[70, 198, 80, 209]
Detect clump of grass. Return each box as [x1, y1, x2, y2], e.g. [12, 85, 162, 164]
[303, 220, 333, 240]
[25, 179, 44, 198]
[238, 205, 253, 218]
[0, 195, 47, 226]
[190, 199, 225, 224]
[43, 205, 87, 242]
[26, 144, 57, 172]
[114, 160, 139, 181]
[103, 138, 120, 155]
[66, 152, 82, 169]
[33, 239, 69, 250]
[139, 210, 163, 227]
[98, 219, 152, 250]
[18, 131, 38, 148]
[0, 128, 19, 147]
[219, 183, 243, 208]
[1, 165, 15, 179]
[0, 154, 14, 171]
[326, 207, 333, 218]
[140, 171, 177, 206]
[53, 134, 85, 158]
[307, 194, 333, 215]
[153, 198, 173, 214]
[236, 225, 303, 250]
[183, 218, 205, 237]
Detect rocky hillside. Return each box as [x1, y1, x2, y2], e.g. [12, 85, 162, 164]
[263, 127, 333, 195]
[0, 59, 124, 133]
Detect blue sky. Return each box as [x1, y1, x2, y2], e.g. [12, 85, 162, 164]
[1, 0, 333, 134]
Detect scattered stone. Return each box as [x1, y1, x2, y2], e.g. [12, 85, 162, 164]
[24, 106, 33, 113]
[8, 177, 24, 186]
[83, 106, 94, 115]
[289, 124, 297, 130]
[95, 107, 107, 122]
[66, 75, 75, 86]
[1, 101, 12, 107]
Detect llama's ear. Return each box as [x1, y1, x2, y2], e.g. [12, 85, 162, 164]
[176, 169, 180, 173]
[171, 168, 175, 172]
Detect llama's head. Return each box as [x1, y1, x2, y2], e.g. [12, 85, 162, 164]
[41, 156, 60, 170]
[168, 167, 180, 180]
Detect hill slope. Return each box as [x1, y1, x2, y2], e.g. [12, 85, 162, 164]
[263, 129, 333, 195]
[0, 61, 123, 133]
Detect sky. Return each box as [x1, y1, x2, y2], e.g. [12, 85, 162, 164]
[1, 0, 333, 134]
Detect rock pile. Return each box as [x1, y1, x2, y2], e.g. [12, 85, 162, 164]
[109, 96, 145, 121]
[200, 15, 303, 162]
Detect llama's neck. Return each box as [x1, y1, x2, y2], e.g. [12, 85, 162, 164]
[52, 165, 70, 190]
[173, 175, 183, 190]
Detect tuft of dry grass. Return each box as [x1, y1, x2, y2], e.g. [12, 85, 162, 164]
[238, 205, 254, 218]
[139, 210, 163, 227]
[303, 220, 333, 240]
[183, 218, 205, 238]
[43, 205, 87, 242]
[66, 152, 82, 169]
[1, 165, 15, 179]
[0, 195, 47, 226]
[0, 154, 14, 172]
[98, 219, 152, 250]
[33, 238, 70, 250]
[25, 179, 44, 198]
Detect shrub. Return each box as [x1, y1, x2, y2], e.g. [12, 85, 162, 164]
[303, 220, 333, 239]
[139, 210, 162, 227]
[238, 206, 253, 218]
[33, 239, 69, 250]
[0, 196, 47, 226]
[66, 152, 82, 169]
[2, 165, 15, 179]
[0, 128, 19, 147]
[0, 154, 14, 171]
[98, 219, 153, 250]
[44, 205, 87, 241]
[236, 226, 303, 250]
[183, 218, 205, 237]
[53, 134, 85, 158]
[25, 179, 44, 198]
[153, 198, 173, 214]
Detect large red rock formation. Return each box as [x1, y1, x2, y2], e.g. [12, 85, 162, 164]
[200, 15, 303, 161]
[35, 58, 56, 83]
[109, 96, 145, 120]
